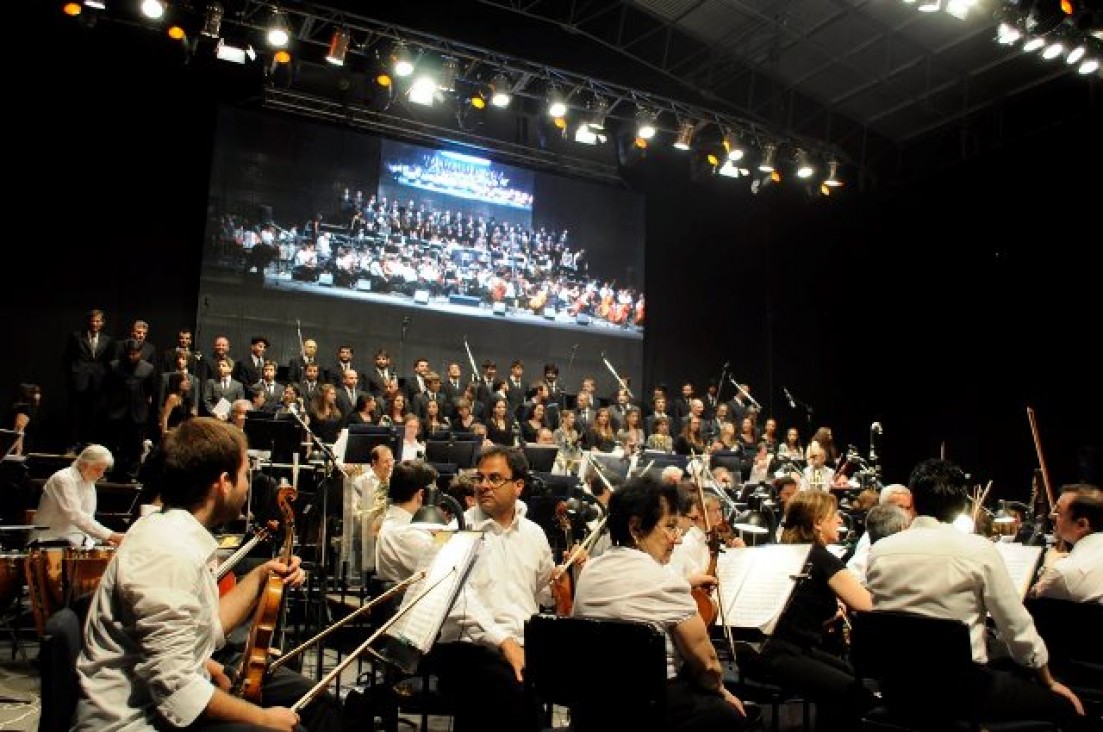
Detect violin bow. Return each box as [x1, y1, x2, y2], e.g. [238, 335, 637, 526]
[689, 449, 738, 660]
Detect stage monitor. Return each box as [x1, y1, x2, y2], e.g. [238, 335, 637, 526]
[522, 445, 559, 474]
[344, 432, 395, 465]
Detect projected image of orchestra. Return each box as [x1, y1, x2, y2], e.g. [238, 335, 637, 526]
[201, 115, 645, 339]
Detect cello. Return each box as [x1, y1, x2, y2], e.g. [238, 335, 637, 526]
[232, 480, 297, 703]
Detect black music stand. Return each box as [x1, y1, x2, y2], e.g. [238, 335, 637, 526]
[709, 450, 745, 477]
[425, 438, 479, 469]
[522, 445, 558, 474]
[344, 433, 395, 465]
[243, 415, 302, 462]
[0, 430, 20, 460]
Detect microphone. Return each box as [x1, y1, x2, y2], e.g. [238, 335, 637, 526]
[402, 316, 411, 326]
[783, 387, 796, 409]
[722, 361, 731, 370]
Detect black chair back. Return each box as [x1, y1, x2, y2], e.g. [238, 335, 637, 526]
[851, 609, 973, 682]
[525, 613, 668, 732]
[39, 607, 82, 732]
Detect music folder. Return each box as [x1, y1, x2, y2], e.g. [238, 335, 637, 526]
[713, 543, 813, 635]
[375, 530, 482, 674]
[993, 541, 1043, 600]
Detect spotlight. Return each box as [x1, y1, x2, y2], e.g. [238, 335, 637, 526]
[408, 75, 437, 106]
[758, 143, 777, 173]
[1078, 57, 1099, 74]
[267, 9, 290, 48]
[574, 122, 599, 145]
[822, 159, 844, 187]
[84, 0, 106, 8]
[917, 0, 941, 11]
[1041, 40, 1065, 58]
[325, 27, 350, 66]
[1022, 36, 1046, 52]
[722, 129, 745, 161]
[673, 120, 696, 150]
[438, 57, 460, 92]
[489, 72, 512, 107]
[587, 96, 610, 130]
[794, 148, 815, 179]
[1066, 44, 1087, 63]
[63, 2, 82, 16]
[391, 41, 415, 77]
[141, 0, 165, 19]
[167, 23, 186, 40]
[635, 107, 658, 140]
[201, 2, 222, 38]
[273, 49, 292, 65]
[546, 84, 568, 118]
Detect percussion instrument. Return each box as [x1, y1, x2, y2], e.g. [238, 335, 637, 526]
[24, 545, 116, 636]
[0, 551, 26, 606]
[66, 546, 116, 603]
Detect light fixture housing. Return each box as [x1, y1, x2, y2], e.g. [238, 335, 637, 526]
[140, 0, 165, 19]
[794, 148, 815, 179]
[635, 107, 658, 140]
[673, 120, 695, 150]
[546, 84, 568, 118]
[758, 143, 778, 173]
[587, 96, 610, 130]
[489, 72, 512, 107]
[391, 41, 414, 77]
[201, 2, 223, 38]
[722, 129, 745, 161]
[438, 57, 460, 92]
[408, 75, 437, 106]
[325, 27, 351, 66]
[823, 159, 844, 187]
[266, 10, 290, 48]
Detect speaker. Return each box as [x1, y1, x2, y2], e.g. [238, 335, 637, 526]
[413, 289, 430, 304]
[576, 313, 591, 325]
[543, 306, 556, 320]
[492, 302, 507, 316]
[448, 293, 481, 308]
[317, 273, 334, 286]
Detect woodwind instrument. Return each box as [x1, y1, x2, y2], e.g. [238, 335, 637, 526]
[599, 351, 633, 399]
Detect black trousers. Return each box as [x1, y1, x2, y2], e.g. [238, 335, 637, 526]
[882, 660, 1098, 732]
[188, 656, 344, 732]
[432, 641, 542, 732]
[758, 638, 874, 732]
[666, 677, 753, 732]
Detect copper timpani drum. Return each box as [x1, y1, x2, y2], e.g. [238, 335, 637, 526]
[24, 547, 65, 637]
[0, 552, 27, 607]
[64, 546, 116, 603]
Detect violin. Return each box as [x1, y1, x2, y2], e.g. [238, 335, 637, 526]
[552, 513, 608, 617]
[232, 481, 297, 703]
[215, 521, 278, 597]
[691, 530, 722, 625]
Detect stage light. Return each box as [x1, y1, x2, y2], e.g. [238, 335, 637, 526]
[489, 72, 512, 107]
[718, 160, 748, 178]
[917, 0, 942, 12]
[438, 57, 460, 92]
[325, 27, 350, 66]
[758, 143, 777, 173]
[84, 0, 106, 8]
[997, 21, 1023, 44]
[822, 159, 844, 187]
[63, 2, 82, 16]
[201, 2, 222, 38]
[408, 75, 437, 106]
[391, 41, 415, 77]
[1078, 57, 1099, 74]
[635, 108, 658, 140]
[1066, 44, 1087, 63]
[722, 129, 745, 160]
[167, 23, 186, 40]
[546, 84, 568, 118]
[1022, 37, 1046, 52]
[266, 10, 290, 47]
[673, 120, 695, 150]
[586, 96, 610, 130]
[273, 49, 292, 64]
[141, 0, 165, 19]
[794, 148, 815, 179]
[574, 122, 598, 145]
[1041, 40, 1065, 59]
[469, 92, 487, 110]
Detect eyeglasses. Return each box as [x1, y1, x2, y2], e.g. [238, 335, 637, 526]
[474, 472, 515, 488]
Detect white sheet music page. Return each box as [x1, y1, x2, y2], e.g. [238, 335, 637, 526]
[387, 530, 482, 652]
[715, 544, 812, 634]
[993, 541, 1043, 600]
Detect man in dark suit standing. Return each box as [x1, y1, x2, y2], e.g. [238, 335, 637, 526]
[64, 308, 114, 450]
[335, 369, 364, 418]
[103, 339, 157, 479]
[202, 358, 245, 419]
[413, 372, 450, 421]
[365, 348, 394, 398]
[234, 336, 269, 389]
[287, 337, 320, 385]
[158, 328, 198, 374]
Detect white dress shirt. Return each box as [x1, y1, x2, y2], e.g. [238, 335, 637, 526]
[375, 504, 436, 583]
[867, 515, 1049, 667]
[438, 502, 553, 649]
[573, 546, 696, 678]
[845, 531, 872, 584]
[75, 509, 225, 730]
[30, 464, 115, 546]
[668, 525, 709, 580]
[1032, 532, 1103, 603]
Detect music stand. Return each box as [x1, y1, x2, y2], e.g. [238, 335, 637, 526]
[344, 433, 394, 464]
[522, 445, 558, 474]
[243, 416, 301, 462]
[425, 438, 479, 469]
[347, 423, 393, 435]
[0, 430, 20, 460]
[709, 450, 744, 476]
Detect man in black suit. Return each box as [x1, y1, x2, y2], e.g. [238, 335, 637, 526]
[114, 319, 157, 364]
[287, 337, 320, 385]
[505, 360, 526, 417]
[335, 368, 364, 418]
[103, 339, 157, 478]
[202, 358, 245, 419]
[299, 362, 323, 403]
[441, 361, 466, 407]
[328, 344, 357, 386]
[195, 334, 234, 386]
[234, 336, 269, 389]
[64, 308, 114, 449]
[253, 360, 284, 414]
[404, 357, 432, 403]
[158, 328, 198, 374]
[412, 372, 450, 421]
[365, 348, 394, 397]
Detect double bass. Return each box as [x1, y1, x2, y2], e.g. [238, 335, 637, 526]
[232, 481, 297, 702]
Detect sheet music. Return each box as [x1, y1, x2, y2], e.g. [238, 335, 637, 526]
[715, 544, 812, 635]
[386, 530, 482, 653]
[333, 428, 349, 464]
[211, 398, 231, 420]
[993, 541, 1043, 600]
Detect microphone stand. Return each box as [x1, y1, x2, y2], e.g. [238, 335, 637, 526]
[286, 406, 349, 680]
[786, 388, 815, 438]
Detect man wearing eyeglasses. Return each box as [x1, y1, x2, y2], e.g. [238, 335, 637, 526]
[432, 445, 565, 732]
[1032, 483, 1102, 603]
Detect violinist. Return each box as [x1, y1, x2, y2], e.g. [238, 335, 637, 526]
[75, 417, 342, 732]
[572, 477, 756, 731]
